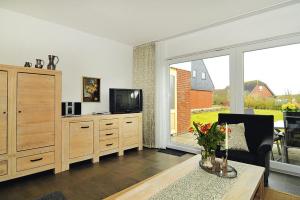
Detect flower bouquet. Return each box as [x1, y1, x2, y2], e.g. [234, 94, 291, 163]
[189, 122, 230, 168]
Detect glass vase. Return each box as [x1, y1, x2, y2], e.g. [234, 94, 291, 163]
[201, 148, 215, 169]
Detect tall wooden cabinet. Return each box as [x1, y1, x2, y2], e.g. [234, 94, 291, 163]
[0, 71, 8, 177]
[0, 64, 61, 182]
[0, 71, 8, 156]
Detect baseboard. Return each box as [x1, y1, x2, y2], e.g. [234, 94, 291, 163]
[270, 160, 300, 177]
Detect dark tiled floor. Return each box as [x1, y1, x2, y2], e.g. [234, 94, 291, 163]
[0, 148, 299, 200]
[0, 148, 193, 200]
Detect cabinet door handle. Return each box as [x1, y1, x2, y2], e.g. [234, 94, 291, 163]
[2, 111, 6, 114]
[126, 121, 133, 124]
[81, 126, 90, 129]
[106, 143, 113, 146]
[18, 111, 22, 113]
[106, 133, 113, 136]
[30, 158, 43, 162]
[106, 123, 113, 126]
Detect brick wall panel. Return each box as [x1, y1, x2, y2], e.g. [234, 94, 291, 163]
[176, 69, 191, 134]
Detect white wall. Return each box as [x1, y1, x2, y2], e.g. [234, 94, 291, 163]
[0, 8, 133, 114]
[163, 3, 300, 59]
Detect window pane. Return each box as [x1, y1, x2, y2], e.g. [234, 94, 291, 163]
[169, 55, 230, 148]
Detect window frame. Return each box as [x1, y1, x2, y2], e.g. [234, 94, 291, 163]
[164, 34, 300, 174]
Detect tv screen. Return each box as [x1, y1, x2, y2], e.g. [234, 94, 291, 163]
[109, 89, 143, 114]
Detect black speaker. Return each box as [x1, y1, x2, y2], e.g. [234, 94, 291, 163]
[74, 102, 81, 115]
[62, 102, 66, 116]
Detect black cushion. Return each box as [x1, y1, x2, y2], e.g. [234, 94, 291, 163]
[218, 113, 274, 153]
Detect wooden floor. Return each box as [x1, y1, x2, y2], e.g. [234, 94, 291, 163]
[0, 148, 299, 200]
[0, 148, 193, 200]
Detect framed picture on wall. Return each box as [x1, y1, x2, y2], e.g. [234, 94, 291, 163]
[82, 76, 101, 102]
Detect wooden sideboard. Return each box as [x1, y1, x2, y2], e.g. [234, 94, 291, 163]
[61, 113, 143, 171]
[0, 64, 62, 182]
[0, 64, 143, 181]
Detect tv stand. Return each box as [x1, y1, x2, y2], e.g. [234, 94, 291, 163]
[61, 113, 143, 171]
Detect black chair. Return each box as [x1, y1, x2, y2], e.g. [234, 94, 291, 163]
[271, 128, 284, 161]
[243, 109, 281, 161]
[283, 113, 300, 163]
[216, 113, 274, 186]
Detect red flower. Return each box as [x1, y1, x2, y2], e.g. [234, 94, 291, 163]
[219, 125, 231, 134]
[220, 126, 226, 133]
[188, 127, 194, 133]
[200, 123, 211, 134]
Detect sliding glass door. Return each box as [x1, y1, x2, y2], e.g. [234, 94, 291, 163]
[168, 55, 230, 152]
[164, 35, 300, 175]
[243, 43, 300, 170]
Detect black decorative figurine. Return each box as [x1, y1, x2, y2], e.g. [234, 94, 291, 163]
[47, 55, 59, 70]
[35, 59, 44, 69]
[24, 62, 32, 67]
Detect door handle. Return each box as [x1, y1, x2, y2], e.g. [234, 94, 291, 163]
[105, 133, 113, 136]
[2, 111, 6, 114]
[106, 123, 113, 126]
[81, 126, 90, 129]
[126, 121, 133, 124]
[106, 143, 113, 146]
[30, 158, 43, 162]
[18, 111, 22, 113]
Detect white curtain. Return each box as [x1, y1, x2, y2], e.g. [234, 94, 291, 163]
[133, 42, 156, 148]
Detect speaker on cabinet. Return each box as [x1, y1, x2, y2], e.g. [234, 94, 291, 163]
[62, 102, 66, 116]
[74, 102, 81, 115]
[61, 102, 81, 116]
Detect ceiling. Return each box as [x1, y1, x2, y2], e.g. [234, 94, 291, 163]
[0, 0, 295, 46]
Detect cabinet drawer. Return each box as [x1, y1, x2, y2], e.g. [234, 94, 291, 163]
[123, 136, 139, 147]
[122, 117, 139, 137]
[70, 121, 93, 133]
[99, 138, 119, 152]
[0, 160, 8, 176]
[16, 151, 54, 172]
[100, 129, 118, 141]
[100, 119, 119, 130]
[69, 121, 94, 159]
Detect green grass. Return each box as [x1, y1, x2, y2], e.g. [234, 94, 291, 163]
[253, 109, 283, 121]
[191, 109, 283, 124]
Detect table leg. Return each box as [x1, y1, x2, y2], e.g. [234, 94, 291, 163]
[254, 175, 264, 200]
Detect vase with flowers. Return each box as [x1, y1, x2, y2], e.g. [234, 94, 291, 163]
[189, 122, 230, 168]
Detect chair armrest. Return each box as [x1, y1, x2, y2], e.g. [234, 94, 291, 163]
[257, 137, 273, 155]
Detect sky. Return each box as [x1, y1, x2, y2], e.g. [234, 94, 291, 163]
[170, 43, 300, 95]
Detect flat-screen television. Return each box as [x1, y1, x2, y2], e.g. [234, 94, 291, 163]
[109, 88, 143, 114]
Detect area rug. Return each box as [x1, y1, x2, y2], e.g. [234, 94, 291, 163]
[149, 161, 247, 200]
[264, 188, 300, 200]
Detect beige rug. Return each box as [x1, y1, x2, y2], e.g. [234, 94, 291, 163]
[264, 188, 300, 200]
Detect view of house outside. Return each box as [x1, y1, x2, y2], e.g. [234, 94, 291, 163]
[169, 55, 230, 147]
[170, 44, 300, 163]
